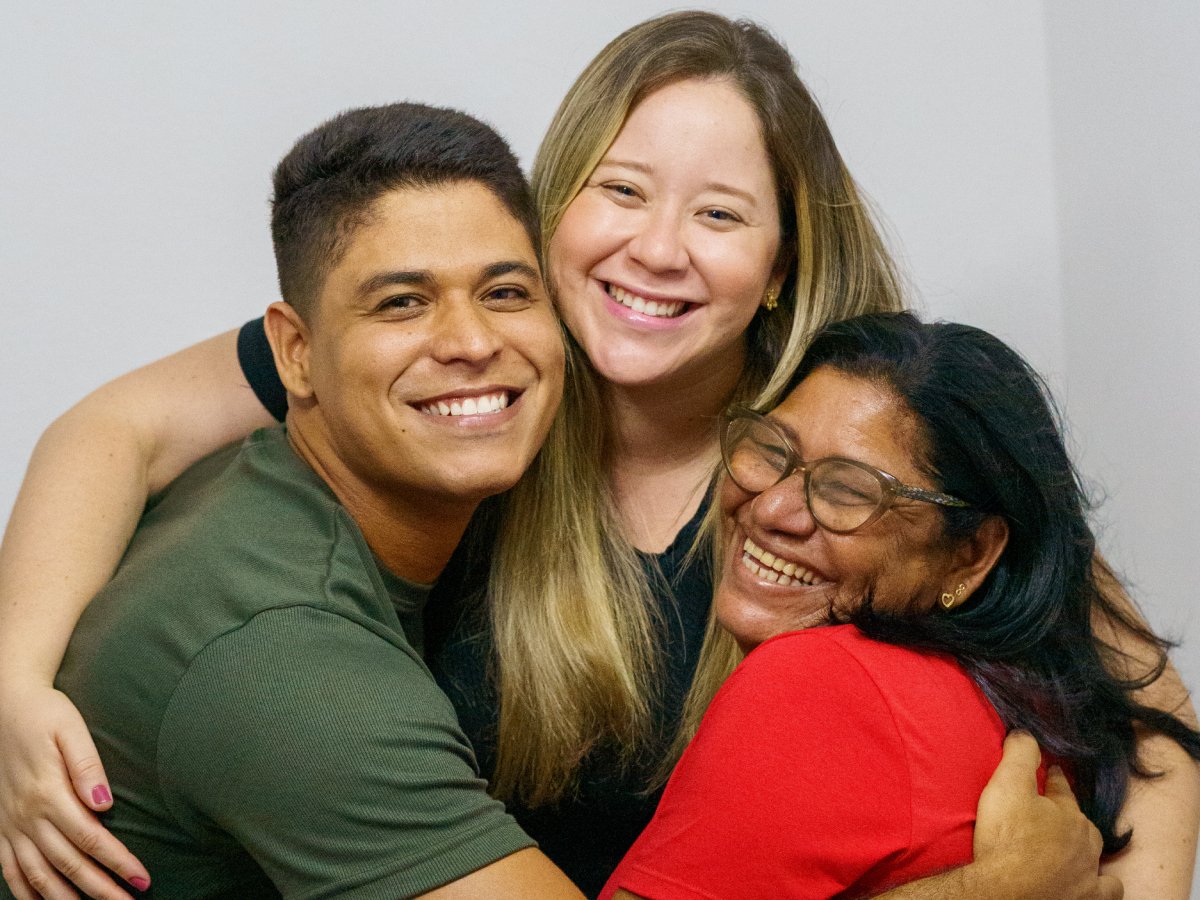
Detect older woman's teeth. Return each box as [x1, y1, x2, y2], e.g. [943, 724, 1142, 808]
[607, 284, 685, 318]
[741, 537, 824, 586]
[419, 392, 510, 416]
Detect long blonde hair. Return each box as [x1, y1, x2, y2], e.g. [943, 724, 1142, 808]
[487, 10, 906, 805]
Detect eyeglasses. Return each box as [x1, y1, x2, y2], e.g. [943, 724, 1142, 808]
[719, 407, 970, 534]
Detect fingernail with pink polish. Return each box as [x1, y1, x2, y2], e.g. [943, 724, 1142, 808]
[128, 875, 150, 892]
[92, 784, 112, 805]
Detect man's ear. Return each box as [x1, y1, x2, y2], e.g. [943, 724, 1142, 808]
[944, 515, 1010, 608]
[264, 301, 314, 401]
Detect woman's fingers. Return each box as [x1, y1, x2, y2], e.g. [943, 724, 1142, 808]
[0, 837, 41, 900]
[56, 726, 111, 813]
[0, 687, 148, 897]
[27, 822, 136, 900]
[9, 835, 77, 900]
[41, 807, 147, 896]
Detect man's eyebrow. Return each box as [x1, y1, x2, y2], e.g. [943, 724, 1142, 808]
[481, 260, 540, 283]
[358, 270, 434, 297]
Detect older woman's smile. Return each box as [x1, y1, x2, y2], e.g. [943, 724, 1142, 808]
[739, 536, 827, 587]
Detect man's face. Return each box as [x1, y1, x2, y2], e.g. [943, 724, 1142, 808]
[293, 180, 564, 511]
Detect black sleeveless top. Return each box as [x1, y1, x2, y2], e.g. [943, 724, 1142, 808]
[238, 319, 714, 896]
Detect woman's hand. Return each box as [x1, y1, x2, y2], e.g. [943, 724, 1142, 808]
[0, 684, 149, 899]
[0, 327, 271, 897]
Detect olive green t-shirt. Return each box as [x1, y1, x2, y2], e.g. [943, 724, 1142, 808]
[52, 427, 532, 899]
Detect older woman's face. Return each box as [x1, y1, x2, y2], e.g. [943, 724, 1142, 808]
[716, 367, 959, 652]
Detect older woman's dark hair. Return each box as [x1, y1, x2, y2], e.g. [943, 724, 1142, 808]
[787, 311, 1199, 852]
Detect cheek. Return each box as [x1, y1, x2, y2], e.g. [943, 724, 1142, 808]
[699, 236, 777, 311]
[823, 535, 902, 608]
[840, 535, 947, 614]
[717, 476, 752, 525]
[548, 196, 605, 284]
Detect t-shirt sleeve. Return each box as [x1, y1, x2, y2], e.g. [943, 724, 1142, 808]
[158, 605, 533, 899]
[236, 317, 288, 422]
[602, 631, 913, 900]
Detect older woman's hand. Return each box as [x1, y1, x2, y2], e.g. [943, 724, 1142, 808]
[972, 732, 1122, 900]
[0, 683, 149, 899]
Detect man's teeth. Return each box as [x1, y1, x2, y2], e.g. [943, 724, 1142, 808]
[418, 392, 510, 417]
[607, 284, 686, 318]
[740, 537, 825, 587]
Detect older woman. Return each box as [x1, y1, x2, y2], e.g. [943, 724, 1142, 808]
[602, 312, 1200, 899]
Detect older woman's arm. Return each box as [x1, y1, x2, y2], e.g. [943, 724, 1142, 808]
[0, 328, 275, 899]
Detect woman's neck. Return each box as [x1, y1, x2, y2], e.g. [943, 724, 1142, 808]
[605, 356, 743, 553]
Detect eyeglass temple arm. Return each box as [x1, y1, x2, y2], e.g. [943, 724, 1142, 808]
[895, 485, 971, 508]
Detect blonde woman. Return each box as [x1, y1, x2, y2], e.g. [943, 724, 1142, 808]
[0, 12, 1193, 900]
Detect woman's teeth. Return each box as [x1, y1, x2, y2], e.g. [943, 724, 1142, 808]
[607, 283, 686, 318]
[418, 392, 510, 417]
[740, 537, 825, 587]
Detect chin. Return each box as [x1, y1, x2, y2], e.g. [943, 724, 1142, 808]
[716, 588, 830, 655]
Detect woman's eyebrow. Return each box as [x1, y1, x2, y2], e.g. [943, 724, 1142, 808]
[594, 157, 652, 175]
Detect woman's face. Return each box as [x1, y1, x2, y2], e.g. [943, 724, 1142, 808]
[716, 367, 960, 652]
[548, 77, 784, 393]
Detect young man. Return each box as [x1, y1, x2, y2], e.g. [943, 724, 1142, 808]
[27, 103, 577, 898]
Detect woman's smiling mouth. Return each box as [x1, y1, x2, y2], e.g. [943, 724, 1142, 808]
[740, 536, 827, 587]
[605, 282, 690, 318]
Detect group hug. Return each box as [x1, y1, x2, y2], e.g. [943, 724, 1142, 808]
[0, 11, 1196, 900]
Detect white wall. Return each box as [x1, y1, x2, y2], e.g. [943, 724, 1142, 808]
[1044, 3, 1200, 701]
[1, 0, 1195, 842]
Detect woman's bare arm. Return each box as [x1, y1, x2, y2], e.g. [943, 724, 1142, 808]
[1091, 558, 1200, 900]
[0, 328, 276, 899]
[1104, 730, 1200, 900]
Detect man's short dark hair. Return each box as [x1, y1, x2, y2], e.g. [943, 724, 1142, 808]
[271, 102, 540, 318]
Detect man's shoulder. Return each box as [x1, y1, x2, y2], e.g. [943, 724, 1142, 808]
[129, 427, 375, 599]
[145, 426, 337, 543]
[74, 426, 401, 679]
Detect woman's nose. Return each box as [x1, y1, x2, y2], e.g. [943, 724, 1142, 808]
[750, 473, 819, 537]
[625, 207, 689, 274]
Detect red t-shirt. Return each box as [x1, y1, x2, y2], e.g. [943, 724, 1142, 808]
[600, 625, 1007, 899]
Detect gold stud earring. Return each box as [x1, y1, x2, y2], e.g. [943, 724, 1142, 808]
[762, 289, 778, 312]
[941, 583, 968, 610]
